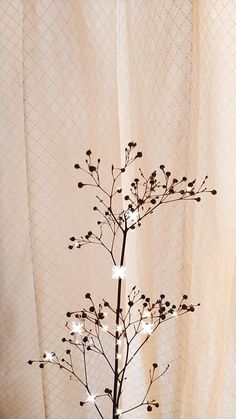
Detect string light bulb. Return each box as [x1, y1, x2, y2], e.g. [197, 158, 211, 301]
[116, 324, 123, 333]
[116, 409, 122, 416]
[44, 352, 54, 362]
[86, 394, 96, 404]
[102, 325, 109, 332]
[127, 210, 139, 224]
[141, 322, 153, 335]
[143, 310, 151, 318]
[71, 322, 83, 334]
[112, 265, 126, 280]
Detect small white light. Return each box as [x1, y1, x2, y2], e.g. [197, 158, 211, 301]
[141, 322, 153, 335]
[143, 310, 151, 318]
[102, 325, 109, 332]
[116, 324, 123, 333]
[112, 265, 126, 280]
[86, 394, 96, 404]
[116, 353, 122, 360]
[186, 186, 192, 192]
[71, 322, 83, 334]
[44, 352, 54, 362]
[127, 210, 139, 224]
[172, 311, 178, 317]
[116, 409, 122, 416]
[103, 312, 108, 318]
[74, 241, 80, 248]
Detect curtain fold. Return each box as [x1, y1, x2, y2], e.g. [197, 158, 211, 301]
[0, 1, 46, 418]
[0, 1, 235, 418]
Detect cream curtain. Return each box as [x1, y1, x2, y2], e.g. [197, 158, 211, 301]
[0, 1, 236, 418]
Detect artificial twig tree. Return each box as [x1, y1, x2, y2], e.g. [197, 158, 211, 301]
[28, 142, 216, 418]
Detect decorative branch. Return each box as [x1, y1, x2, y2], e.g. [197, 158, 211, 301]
[29, 143, 216, 418]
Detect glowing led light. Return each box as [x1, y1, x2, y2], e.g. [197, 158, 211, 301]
[112, 265, 126, 280]
[102, 325, 109, 332]
[127, 210, 139, 224]
[116, 353, 122, 360]
[186, 186, 192, 192]
[172, 311, 178, 317]
[71, 322, 83, 334]
[116, 409, 122, 416]
[74, 241, 80, 248]
[116, 325, 123, 333]
[103, 312, 108, 318]
[143, 310, 151, 318]
[44, 352, 54, 362]
[141, 322, 153, 335]
[86, 394, 96, 404]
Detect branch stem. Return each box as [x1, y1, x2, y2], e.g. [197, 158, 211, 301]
[112, 228, 128, 418]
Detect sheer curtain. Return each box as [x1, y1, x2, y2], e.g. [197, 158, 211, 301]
[0, 1, 235, 418]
